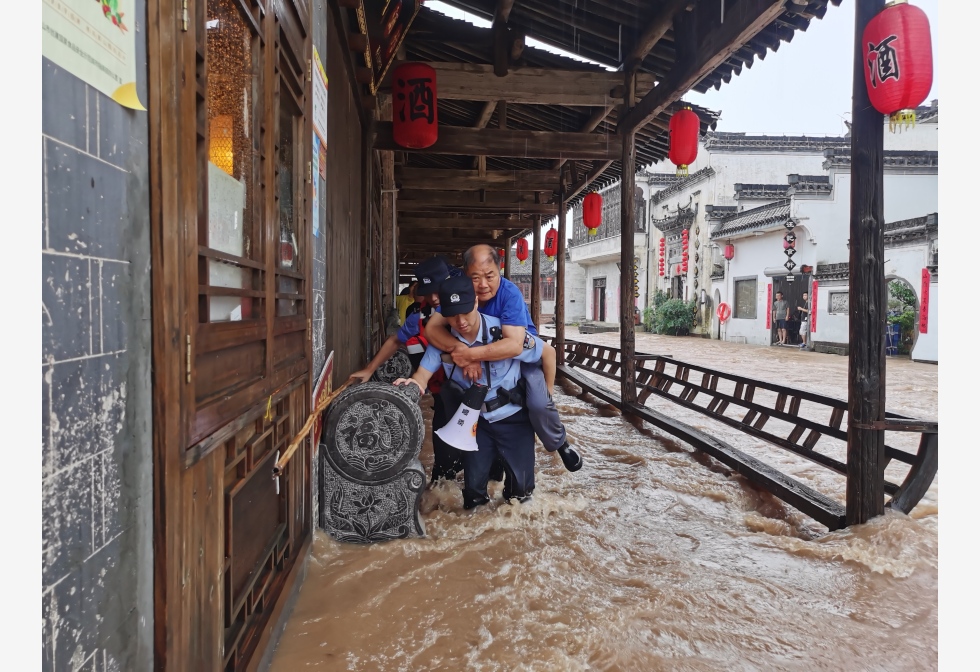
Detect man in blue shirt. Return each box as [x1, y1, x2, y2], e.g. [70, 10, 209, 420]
[396, 276, 541, 509]
[423, 244, 582, 473]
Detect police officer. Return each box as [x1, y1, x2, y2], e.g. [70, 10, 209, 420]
[350, 256, 464, 483]
[424, 244, 582, 473]
[396, 276, 541, 509]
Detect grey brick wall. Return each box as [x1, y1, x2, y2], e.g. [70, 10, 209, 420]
[41, 2, 153, 669]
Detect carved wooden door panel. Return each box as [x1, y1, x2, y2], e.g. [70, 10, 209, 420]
[150, 0, 312, 670]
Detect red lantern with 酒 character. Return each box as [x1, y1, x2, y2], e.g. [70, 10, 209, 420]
[516, 239, 529, 264]
[393, 63, 438, 148]
[863, 0, 933, 132]
[544, 228, 559, 260]
[583, 192, 603, 236]
[668, 107, 700, 176]
[724, 243, 735, 261]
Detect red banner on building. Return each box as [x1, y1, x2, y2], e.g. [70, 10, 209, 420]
[811, 280, 818, 333]
[919, 269, 930, 333]
[766, 283, 772, 329]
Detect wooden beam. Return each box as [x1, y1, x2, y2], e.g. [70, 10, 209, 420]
[531, 218, 542, 326]
[623, 0, 692, 71]
[398, 189, 554, 206]
[619, 0, 786, 134]
[474, 101, 498, 129]
[493, 0, 516, 76]
[555, 190, 567, 364]
[374, 123, 622, 161]
[846, 0, 887, 526]
[398, 216, 533, 229]
[503, 236, 512, 280]
[398, 201, 558, 215]
[552, 104, 618, 171]
[391, 62, 656, 106]
[620, 72, 638, 405]
[395, 168, 560, 191]
[566, 160, 615, 201]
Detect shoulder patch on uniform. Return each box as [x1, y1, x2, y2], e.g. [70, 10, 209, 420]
[523, 332, 535, 350]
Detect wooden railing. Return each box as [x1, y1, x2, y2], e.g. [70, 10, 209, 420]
[546, 337, 938, 530]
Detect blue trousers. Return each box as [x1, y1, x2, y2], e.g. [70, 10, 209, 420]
[521, 360, 567, 451]
[462, 409, 536, 509]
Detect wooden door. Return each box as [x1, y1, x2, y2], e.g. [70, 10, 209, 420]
[149, 0, 313, 669]
[771, 274, 811, 345]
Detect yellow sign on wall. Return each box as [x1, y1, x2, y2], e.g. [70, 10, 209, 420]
[42, 0, 145, 110]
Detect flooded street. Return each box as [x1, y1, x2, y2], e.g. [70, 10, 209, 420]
[271, 332, 938, 671]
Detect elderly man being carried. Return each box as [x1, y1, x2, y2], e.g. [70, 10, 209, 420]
[396, 276, 547, 508]
[422, 244, 582, 473]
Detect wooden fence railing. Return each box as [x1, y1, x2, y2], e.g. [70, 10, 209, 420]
[546, 337, 937, 530]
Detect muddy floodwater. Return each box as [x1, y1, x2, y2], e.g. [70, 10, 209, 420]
[271, 330, 938, 671]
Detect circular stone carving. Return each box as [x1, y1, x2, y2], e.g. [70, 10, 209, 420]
[323, 381, 424, 485]
[371, 349, 413, 384]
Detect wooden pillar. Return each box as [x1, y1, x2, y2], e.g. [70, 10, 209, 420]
[555, 193, 567, 365]
[620, 75, 638, 405]
[531, 217, 542, 327]
[846, 0, 887, 526]
[503, 236, 512, 280]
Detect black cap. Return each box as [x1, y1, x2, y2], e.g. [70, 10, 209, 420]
[438, 276, 476, 317]
[415, 257, 450, 294]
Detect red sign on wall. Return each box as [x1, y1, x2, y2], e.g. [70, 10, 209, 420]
[811, 280, 818, 333]
[766, 283, 772, 329]
[919, 269, 930, 333]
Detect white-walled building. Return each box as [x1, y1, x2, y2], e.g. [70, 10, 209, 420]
[561, 100, 939, 359]
[567, 179, 650, 328]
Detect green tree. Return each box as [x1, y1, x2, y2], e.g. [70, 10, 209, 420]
[887, 281, 918, 354]
[653, 298, 695, 336]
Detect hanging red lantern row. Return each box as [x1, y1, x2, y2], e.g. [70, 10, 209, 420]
[516, 238, 529, 264]
[583, 192, 603, 236]
[658, 237, 666, 277]
[497, 248, 506, 271]
[723, 243, 735, 261]
[681, 229, 690, 273]
[544, 228, 559, 260]
[668, 107, 700, 176]
[863, 0, 933, 132]
[393, 63, 438, 148]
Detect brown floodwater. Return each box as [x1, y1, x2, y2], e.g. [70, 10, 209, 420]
[271, 331, 938, 671]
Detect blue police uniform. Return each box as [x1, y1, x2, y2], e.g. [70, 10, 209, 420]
[479, 277, 568, 453]
[419, 312, 541, 508]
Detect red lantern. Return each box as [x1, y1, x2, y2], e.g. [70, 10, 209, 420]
[583, 192, 603, 236]
[544, 228, 559, 260]
[724, 244, 735, 261]
[863, 1, 933, 132]
[516, 239, 529, 264]
[668, 107, 700, 176]
[393, 63, 438, 148]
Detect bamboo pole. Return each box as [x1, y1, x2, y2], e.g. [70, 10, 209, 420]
[272, 379, 355, 476]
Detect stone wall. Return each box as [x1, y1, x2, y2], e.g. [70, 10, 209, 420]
[41, 2, 154, 669]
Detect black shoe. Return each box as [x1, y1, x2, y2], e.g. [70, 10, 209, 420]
[557, 442, 582, 472]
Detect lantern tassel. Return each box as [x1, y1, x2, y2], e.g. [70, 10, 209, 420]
[888, 109, 917, 133]
[588, 228, 598, 236]
[676, 165, 689, 177]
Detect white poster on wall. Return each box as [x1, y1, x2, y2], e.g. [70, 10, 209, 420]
[42, 0, 145, 110]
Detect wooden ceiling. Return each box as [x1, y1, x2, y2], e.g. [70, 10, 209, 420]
[332, 0, 842, 266]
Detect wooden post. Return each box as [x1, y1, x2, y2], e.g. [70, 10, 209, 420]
[503, 236, 512, 280]
[620, 72, 638, 406]
[846, 0, 887, 526]
[531, 216, 542, 327]
[555, 192, 567, 365]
